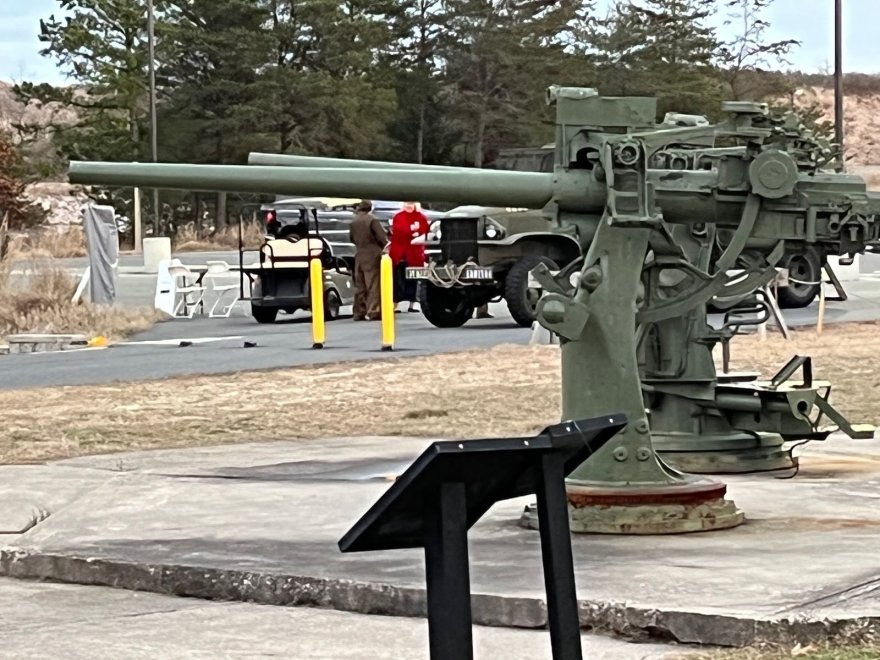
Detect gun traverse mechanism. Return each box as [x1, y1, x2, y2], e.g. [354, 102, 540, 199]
[69, 85, 880, 534]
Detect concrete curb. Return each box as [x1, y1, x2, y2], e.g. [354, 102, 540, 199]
[5, 334, 88, 354]
[2, 549, 877, 648]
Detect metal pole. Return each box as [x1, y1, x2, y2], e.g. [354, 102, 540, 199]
[147, 0, 160, 230]
[834, 0, 844, 171]
[134, 186, 142, 253]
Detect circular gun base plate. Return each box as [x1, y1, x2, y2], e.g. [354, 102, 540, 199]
[653, 431, 798, 475]
[659, 448, 796, 475]
[520, 481, 744, 535]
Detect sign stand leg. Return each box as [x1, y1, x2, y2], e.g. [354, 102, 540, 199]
[536, 452, 583, 660]
[424, 481, 473, 660]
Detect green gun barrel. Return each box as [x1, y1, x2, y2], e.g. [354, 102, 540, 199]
[67, 161, 554, 209]
[247, 152, 467, 172]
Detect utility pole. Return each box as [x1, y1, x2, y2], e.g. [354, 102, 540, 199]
[147, 0, 160, 233]
[834, 0, 844, 172]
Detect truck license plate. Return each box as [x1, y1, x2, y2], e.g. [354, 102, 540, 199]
[406, 267, 493, 280]
[463, 268, 493, 279]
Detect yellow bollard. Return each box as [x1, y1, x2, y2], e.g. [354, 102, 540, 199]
[310, 257, 325, 349]
[380, 254, 395, 351]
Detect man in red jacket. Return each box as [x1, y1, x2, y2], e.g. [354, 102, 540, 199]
[389, 201, 430, 312]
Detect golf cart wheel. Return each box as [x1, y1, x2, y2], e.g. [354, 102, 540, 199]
[252, 305, 278, 324]
[418, 284, 475, 328]
[324, 289, 342, 321]
[777, 249, 821, 309]
[505, 255, 558, 327]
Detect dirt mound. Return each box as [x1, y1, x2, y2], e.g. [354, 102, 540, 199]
[791, 86, 880, 166]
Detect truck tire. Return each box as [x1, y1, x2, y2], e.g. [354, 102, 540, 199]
[777, 249, 822, 309]
[252, 305, 278, 324]
[505, 255, 558, 327]
[418, 284, 475, 328]
[324, 289, 341, 321]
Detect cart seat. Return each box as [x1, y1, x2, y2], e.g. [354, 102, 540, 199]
[261, 237, 325, 268]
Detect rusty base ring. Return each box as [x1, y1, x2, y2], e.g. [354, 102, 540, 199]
[519, 481, 745, 535]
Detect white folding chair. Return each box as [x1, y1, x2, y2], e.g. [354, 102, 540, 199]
[204, 260, 241, 318]
[168, 259, 207, 319]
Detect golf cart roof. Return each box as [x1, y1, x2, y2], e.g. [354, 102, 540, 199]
[270, 196, 361, 209]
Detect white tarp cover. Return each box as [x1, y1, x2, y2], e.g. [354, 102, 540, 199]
[82, 204, 119, 305]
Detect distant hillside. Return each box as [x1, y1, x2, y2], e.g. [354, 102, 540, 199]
[791, 86, 880, 168]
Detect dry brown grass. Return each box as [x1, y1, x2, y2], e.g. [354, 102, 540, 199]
[9, 226, 87, 259]
[722, 322, 880, 423]
[866, 172, 880, 191]
[0, 322, 877, 465]
[9, 221, 266, 259]
[173, 223, 265, 252]
[0, 256, 160, 340]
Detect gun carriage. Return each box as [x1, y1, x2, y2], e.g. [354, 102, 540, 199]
[69, 86, 880, 533]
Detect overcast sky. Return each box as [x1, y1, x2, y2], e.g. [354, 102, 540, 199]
[2, 0, 877, 85]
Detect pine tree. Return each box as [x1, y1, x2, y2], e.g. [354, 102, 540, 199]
[441, 0, 584, 166]
[247, 0, 400, 159]
[591, 0, 725, 118]
[14, 0, 154, 163]
[384, 0, 458, 164]
[158, 0, 268, 164]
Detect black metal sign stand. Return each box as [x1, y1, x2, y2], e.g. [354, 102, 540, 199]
[338, 415, 627, 660]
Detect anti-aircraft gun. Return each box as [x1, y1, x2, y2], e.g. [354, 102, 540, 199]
[68, 86, 880, 534]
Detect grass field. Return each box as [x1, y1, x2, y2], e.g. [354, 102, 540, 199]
[0, 321, 877, 464]
[0, 256, 159, 340]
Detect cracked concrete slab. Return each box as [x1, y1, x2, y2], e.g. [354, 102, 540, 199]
[0, 464, 112, 536]
[0, 499, 48, 534]
[1, 434, 879, 649]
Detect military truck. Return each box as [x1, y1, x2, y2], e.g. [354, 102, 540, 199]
[404, 144, 579, 328]
[484, 144, 555, 173]
[408, 205, 582, 327]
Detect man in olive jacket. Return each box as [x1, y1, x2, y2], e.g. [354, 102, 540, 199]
[348, 200, 389, 320]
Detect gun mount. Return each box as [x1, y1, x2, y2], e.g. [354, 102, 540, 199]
[69, 86, 880, 534]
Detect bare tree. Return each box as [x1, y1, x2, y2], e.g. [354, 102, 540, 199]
[716, 0, 799, 100]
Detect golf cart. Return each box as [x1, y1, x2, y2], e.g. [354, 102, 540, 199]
[239, 203, 355, 324]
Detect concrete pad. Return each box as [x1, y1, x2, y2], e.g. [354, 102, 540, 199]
[0, 465, 111, 536]
[0, 578, 685, 659]
[0, 500, 48, 534]
[52, 435, 438, 476]
[1, 435, 879, 649]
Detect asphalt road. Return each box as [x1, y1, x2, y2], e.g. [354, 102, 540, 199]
[1, 250, 878, 390]
[0, 303, 532, 389]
